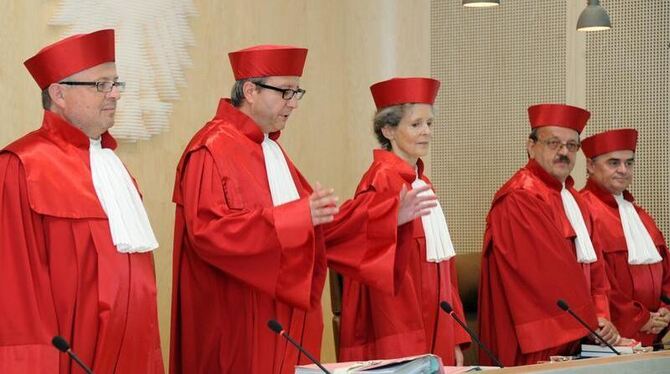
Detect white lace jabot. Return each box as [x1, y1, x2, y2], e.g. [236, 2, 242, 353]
[89, 138, 158, 253]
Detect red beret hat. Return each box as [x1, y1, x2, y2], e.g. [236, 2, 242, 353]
[228, 45, 308, 80]
[370, 77, 440, 110]
[528, 103, 591, 134]
[24, 29, 115, 90]
[581, 128, 638, 158]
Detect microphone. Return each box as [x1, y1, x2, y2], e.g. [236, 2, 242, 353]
[440, 301, 504, 368]
[661, 294, 670, 305]
[555, 299, 620, 355]
[52, 336, 94, 374]
[267, 319, 331, 374]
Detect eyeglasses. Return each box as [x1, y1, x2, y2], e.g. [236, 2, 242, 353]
[536, 138, 581, 152]
[254, 82, 306, 100]
[59, 81, 126, 93]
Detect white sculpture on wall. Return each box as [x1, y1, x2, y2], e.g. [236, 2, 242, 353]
[50, 0, 197, 141]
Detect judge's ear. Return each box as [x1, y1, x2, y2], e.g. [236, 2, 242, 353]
[242, 81, 258, 104]
[586, 157, 596, 175]
[47, 83, 67, 108]
[381, 125, 395, 142]
[526, 138, 536, 159]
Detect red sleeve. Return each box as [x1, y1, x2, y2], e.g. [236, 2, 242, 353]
[648, 217, 670, 309]
[324, 188, 410, 295]
[599, 244, 670, 337]
[486, 191, 596, 354]
[661, 245, 670, 309]
[638, 209, 670, 309]
[448, 259, 471, 346]
[604, 265, 650, 337]
[178, 148, 318, 310]
[575, 192, 611, 318]
[0, 153, 59, 371]
[589, 245, 612, 320]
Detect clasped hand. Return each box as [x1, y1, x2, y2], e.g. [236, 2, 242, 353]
[593, 317, 620, 346]
[641, 307, 670, 335]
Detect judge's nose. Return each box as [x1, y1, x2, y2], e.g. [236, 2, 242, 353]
[286, 96, 299, 109]
[420, 123, 432, 136]
[107, 86, 122, 100]
[616, 163, 630, 174]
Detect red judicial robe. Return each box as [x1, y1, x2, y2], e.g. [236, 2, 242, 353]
[170, 100, 400, 374]
[580, 179, 670, 346]
[0, 111, 164, 373]
[336, 150, 471, 365]
[478, 160, 610, 367]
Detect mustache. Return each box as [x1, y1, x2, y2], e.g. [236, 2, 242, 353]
[554, 155, 570, 164]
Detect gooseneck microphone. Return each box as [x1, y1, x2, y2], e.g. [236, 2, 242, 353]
[440, 301, 504, 368]
[51, 336, 94, 374]
[267, 319, 331, 374]
[555, 299, 620, 355]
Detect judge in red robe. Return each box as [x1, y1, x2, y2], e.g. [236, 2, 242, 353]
[580, 128, 670, 347]
[478, 104, 617, 367]
[336, 78, 470, 366]
[170, 46, 406, 374]
[0, 30, 164, 373]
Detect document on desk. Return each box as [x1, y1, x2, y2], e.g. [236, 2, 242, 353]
[295, 354, 444, 374]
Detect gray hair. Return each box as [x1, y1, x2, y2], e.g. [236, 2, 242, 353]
[373, 103, 412, 150]
[41, 88, 52, 110]
[230, 77, 266, 107]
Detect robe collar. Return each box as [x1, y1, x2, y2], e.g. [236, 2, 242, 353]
[526, 158, 574, 191]
[214, 98, 281, 144]
[584, 178, 635, 208]
[42, 110, 117, 150]
[373, 149, 425, 183]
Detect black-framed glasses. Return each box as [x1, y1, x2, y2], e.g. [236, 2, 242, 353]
[254, 82, 305, 100]
[536, 138, 581, 152]
[59, 81, 126, 93]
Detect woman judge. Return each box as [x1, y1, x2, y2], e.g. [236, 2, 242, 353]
[336, 77, 470, 366]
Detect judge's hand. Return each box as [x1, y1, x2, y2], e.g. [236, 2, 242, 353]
[309, 182, 339, 226]
[617, 337, 635, 346]
[641, 312, 667, 335]
[454, 345, 464, 367]
[397, 184, 438, 226]
[657, 307, 670, 325]
[595, 317, 620, 346]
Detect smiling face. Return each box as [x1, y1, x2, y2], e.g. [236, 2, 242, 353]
[242, 75, 301, 133]
[382, 103, 433, 165]
[587, 150, 635, 195]
[48, 62, 121, 139]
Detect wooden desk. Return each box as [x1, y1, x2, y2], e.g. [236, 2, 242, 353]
[493, 350, 670, 373]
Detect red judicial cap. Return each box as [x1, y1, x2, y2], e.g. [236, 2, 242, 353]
[228, 45, 308, 80]
[528, 103, 591, 134]
[24, 29, 115, 90]
[581, 128, 638, 158]
[370, 77, 440, 110]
